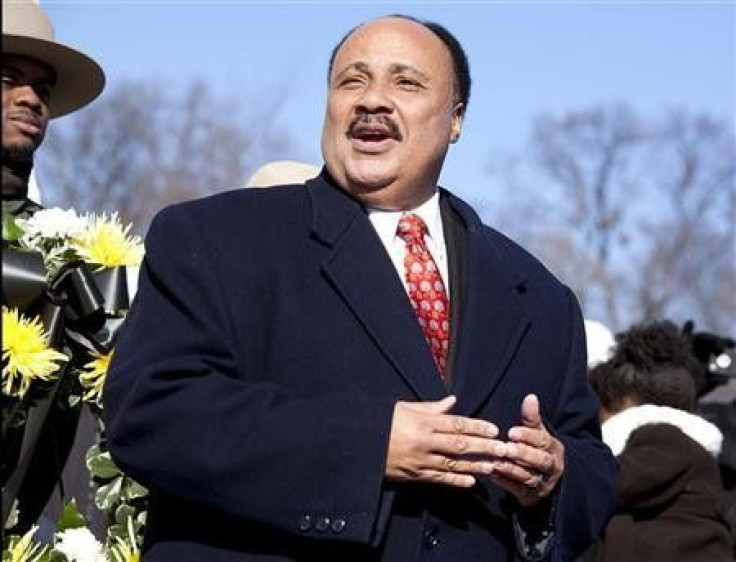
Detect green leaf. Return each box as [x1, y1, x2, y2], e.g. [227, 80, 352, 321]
[85, 443, 102, 460]
[123, 478, 148, 500]
[86, 449, 120, 480]
[95, 476, 122, 511]
[56, 500, 86, 531]
[114, 504, 135, 526]
[106, 522, 127, 543]
[46, 550, 69, 562]
[2, 213, 23, 241]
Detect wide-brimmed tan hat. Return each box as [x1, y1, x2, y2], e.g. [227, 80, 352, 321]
[2, 0, 105, 118]
[246, 161, 321, 188]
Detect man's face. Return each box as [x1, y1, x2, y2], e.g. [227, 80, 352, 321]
[321, 17, 463, 210]
[2, 54, 54, 162]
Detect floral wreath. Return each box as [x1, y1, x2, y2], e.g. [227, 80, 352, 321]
[2, 208, 147, 561]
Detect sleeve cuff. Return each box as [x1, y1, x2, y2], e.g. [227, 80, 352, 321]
[512, 494, 557, 561]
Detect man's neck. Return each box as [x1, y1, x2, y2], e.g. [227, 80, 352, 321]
[2, 163, 31, 201]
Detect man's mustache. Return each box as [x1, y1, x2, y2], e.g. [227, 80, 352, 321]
[347, 114, 402, 141]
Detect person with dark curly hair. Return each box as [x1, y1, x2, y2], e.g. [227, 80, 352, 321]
[586, 320, 733, 561]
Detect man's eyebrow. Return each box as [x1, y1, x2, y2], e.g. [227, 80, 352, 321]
[1, 60, 57, 86]
[389, 63, 430, 83]
[333, 61, 371, 82]
[333, 61, 431, 83]
[1, 63, 22, 75]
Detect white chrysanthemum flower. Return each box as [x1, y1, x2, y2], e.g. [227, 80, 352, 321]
[53, 527, 106, 562]
[18, 208, 89, 241]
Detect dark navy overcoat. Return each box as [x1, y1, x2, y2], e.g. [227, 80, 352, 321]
[104, 172, 616, 561]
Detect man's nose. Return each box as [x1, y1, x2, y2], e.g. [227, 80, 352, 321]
[356, 83, 394, 113]
[13, 83, 46, 111]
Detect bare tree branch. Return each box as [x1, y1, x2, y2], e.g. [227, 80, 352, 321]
[36, 77, 295, 234]
[487, 104, 735, 334]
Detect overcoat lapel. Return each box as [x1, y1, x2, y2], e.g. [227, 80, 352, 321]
[307, 175, 447, 401]
[443, 194, 531, 417]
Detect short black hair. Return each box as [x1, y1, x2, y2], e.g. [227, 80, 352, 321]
[589, 320, 700, 413]
[327, 15, 471, 115]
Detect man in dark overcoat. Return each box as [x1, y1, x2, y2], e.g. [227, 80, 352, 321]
[104, 15, 617, 561]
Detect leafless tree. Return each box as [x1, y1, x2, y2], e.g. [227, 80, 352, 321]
[36, 78, 295, 233]
[487, 104, 735, 334]
[638, 112, 736, 332]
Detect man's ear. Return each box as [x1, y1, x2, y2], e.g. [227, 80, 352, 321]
[450, 103, 464, 144]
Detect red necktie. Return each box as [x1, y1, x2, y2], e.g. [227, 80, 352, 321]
[397, 213, 450, 377]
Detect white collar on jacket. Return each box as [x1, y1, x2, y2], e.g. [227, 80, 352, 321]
[602, 404, 723, 458]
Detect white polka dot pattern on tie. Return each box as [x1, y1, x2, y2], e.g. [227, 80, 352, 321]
[397, 213, 450, 377]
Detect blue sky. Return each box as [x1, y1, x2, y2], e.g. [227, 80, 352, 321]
[41, 1, 734, 207]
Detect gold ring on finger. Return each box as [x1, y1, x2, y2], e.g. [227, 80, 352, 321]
[526, 473, 544, 491]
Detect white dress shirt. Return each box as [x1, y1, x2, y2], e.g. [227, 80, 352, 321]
[366, 191, 450, 298]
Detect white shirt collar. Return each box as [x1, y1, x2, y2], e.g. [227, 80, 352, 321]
[365, 191, 450, 294]
[366, 191, 444, 249]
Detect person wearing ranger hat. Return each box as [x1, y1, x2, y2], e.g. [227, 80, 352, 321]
[2, 0, 106, 537]
[2, 0, 105, 214]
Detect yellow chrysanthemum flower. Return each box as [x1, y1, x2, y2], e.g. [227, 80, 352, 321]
[80, 349, 114, 404]
[2, 307, 68, 398]
[109, 544, 140, 562]
[72, 212, 144, 269]
[4, 525, 47, 562]
[108, 517, 141, 562]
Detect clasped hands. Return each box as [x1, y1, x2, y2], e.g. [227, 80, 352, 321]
[385, 394, 564, 506]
